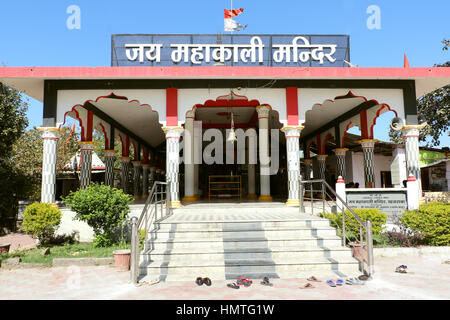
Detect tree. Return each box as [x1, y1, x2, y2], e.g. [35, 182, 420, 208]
[11, 126, 79, 201]
[0, 83, 29, 229]
[390, 39, 449, 147]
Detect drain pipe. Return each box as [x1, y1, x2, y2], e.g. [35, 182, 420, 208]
[366, 220, 374, 276]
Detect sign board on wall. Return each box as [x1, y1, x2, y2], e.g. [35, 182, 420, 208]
[111, 34, 350, 67]
[346, 189, 408, 222]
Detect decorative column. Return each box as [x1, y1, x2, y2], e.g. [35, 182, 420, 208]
[281, 126, 303, 207]
[246, 128, 257, 199]
[38, 127, 60, 204]
[317, 155, 328, 180]
[131, 161, 141, 200]
[334, 148, 348, 182]
[163, 126, 184, 208]
[78, 141, 96, 189]
[256, 105, 272, 201]
[183, 110, 196, 202]
[120, 156, 131, 194]
[359, 139, 377, 188]
[304, 158, 313, 180]
[149, 166, 156, 191]
[402, 124, 425, 199]
[141, 164, 150, 198]
[193, 117, 202, 199]
[103, 150, 117, 187]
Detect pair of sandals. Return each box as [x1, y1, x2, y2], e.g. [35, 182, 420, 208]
[395, 265, 408, 273]
[196, 277, 212, 286]
[345, 277, 366, 285]
[227, 276, 254, 289]
[299, 276, 321, 289]
[326, 279, 344, 287]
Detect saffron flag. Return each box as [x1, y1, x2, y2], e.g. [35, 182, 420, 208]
[224, 8, 247, 32]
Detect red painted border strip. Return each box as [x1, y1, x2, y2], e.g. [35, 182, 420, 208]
[286, 87, 299, 126]
[166, 88, 178, 126]
[360, 109, 369, 140]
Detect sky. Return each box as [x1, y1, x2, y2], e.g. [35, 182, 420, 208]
[0, 0, 449, 148]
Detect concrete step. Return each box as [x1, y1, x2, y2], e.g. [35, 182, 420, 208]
[151, 228, 338, 240]
[140, 257, 360, 276]
[149, 236, 343, 250]
[142, 247, 354, 263]
[154, 220, 331, 231]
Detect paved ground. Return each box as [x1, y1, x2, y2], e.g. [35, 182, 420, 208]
[0, 233, 36, 252]
[0, 254, 449, 300]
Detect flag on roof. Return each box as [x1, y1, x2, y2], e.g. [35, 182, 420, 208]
[224, 8, 247, 32]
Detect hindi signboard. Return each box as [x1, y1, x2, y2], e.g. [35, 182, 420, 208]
[346, 189, 408, 222]
[111, 34, 350, 67]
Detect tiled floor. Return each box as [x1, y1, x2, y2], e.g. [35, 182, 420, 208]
[1, 254, 449, 300]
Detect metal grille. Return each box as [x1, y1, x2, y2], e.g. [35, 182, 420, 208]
[111, 34, 350, 67]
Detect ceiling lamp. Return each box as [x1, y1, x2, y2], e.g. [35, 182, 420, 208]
[227, 112, 237, 142]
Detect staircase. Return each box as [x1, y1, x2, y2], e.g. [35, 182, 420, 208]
[137, 203, 361, 282]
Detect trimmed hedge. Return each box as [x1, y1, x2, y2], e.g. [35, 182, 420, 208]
[401, 202, 450, 246]
[320, 208, 388, 237]
[22, 203, 62, 243]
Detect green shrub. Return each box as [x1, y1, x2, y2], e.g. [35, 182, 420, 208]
[401, 202, 450, 246]
[320, 208, 387, 238]
[22, 203, 62, 243]
[62, 183, 133, 247]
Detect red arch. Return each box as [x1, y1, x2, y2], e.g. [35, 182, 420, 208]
[369, 104, 399, 139]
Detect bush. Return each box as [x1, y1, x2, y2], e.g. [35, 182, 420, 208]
[22, 203, 62, 244]
[63, 183, 133, 247]
[401, 202, 450, 246]
[320, 208, 388, 238]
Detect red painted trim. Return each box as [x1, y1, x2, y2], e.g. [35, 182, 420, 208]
[369, 104, 398, 139]
[131, 140, 138, 161]
[97, 122, 110, 149]
[142, 147, 149, 164]
[306, 140, 314, 159]
[166, 88, 178, 126]
[341, 121, 353, 148]
[286, 87, 299, 126]
[360, 109, 369, 140]
[322, 133, 332, 153]
[1, 67, 448, 79]
[86, 110, 93, 141]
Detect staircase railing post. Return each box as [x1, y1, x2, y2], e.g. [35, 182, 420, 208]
[130, 216, 138, 285]
[342, 206, 346, 246]
[321, 181, 325, 214]
[299, 178, 304, 213]
[310, 183, 313, 215]
[166, 180, 170, 216]
[366, 220, 374, 276]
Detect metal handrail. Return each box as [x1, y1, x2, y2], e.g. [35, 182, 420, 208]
[299, 178, 374, 276]
[130, 180, 171, 284]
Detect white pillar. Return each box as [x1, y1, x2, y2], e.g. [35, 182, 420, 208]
[246, 128, 257, 199]
[335, 176, 347, 212]
[38, 127, 60, 204]
[78, 141, 96, 189]
[402, 125, 425, 200]
[132, 161, 141, 200]
[193, 120, 202, 199]
[163, 126, 184, 208]
[256, 105, 272, 201]
[334, 148, 348, 182]
[183, 110, 196, 202]
[407, 174, 419, 210]
[120, 156, 131, 194]
[281, 126, 303, 207]
[391, 145, 407, 188]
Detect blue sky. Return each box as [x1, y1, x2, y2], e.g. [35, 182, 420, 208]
[0, 0, 449, 147]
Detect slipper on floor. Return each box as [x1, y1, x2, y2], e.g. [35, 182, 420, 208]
[299, 283, 314, 289]
[336, 279, 344, 286]
[346, 278, 365, 285]
[326, 280, 336, 287]
[243, 277, 252, 287]
[307, 276, 321, 282]
[196, 277, 203, 286]
[227, 283, 239, 289]
[358, 275, 370, 281]
[236, 276, 244, 286]
[261, 277, 273, 287]
[203, 277, 212, 286]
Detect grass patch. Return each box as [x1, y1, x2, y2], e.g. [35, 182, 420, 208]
[0, 242, 130, 267]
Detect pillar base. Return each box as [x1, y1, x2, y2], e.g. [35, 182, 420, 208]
[418, 198, 426, 205]
[169, 201, 183, 208]
[182, 195, 198, 202]
[285, 199, 300, 207]
[258, 195, 273, 202]
[133, 195, 141, 200]
[247, 193, 257, 199]
[194, 194, 200, 199]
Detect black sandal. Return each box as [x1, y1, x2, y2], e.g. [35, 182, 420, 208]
[203, 277, 212, 286]
[261, 276, 273, 286]
[196, 277, 203, 286]
[227, 283, 239, 289]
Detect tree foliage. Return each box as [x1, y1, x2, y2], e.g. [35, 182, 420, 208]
[390, 39, 449, 147]
[11, 127, 79, 201]
[0, 83, 29, 227]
